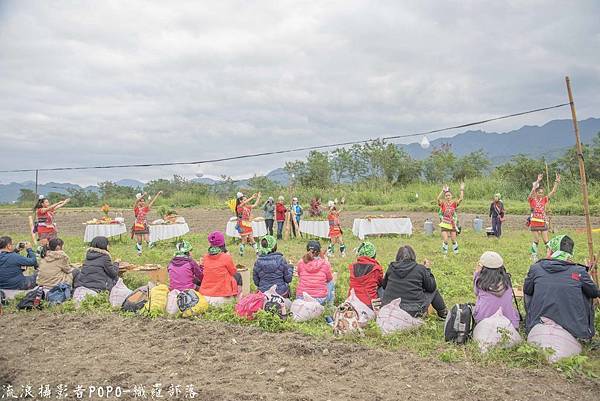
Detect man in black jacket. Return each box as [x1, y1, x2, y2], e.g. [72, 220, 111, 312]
[524, 235, 599, 340]
[382, 245, 447, 318]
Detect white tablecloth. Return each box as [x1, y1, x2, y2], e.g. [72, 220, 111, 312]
[149, 223, 190, 242]
[225, 218, 268, 238]
[352, 218, 413, 240]
[84, 224, 127, 242]
[300, 220, 330, 238]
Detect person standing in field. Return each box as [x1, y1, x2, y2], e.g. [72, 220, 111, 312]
[34, 195, 70, 249]
[327, 200, 346, 257]
[275, 196, 287, 240]
[235, 192, 261, 256]
[527, 173, 560, 262]
[489, 193, 505, 238]
[132, 191, 162, 256]
[290, 197, 303, 238]
[436, 183, 464, 255]
[263, 197, 275, 236]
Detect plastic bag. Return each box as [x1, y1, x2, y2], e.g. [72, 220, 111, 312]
[472, 308, 522, 352]
[290, 293, 325, 322]
[166, 289, 181, 315]
[528, 317, 582, 363]
[73, 287, 98, 308]
[346, 288, 375, 326]
[376, 298, 424, 335]
[141, 284, 169, 315]
[235, 292, 266, 320]
[109, 278, 132, 308]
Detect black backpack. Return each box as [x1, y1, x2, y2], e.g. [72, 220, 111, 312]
[121, 287, 149, 312]
[17, 287, 46, 310]
[0, 290, 7, 306]
[263, 294, 287, 319]
[444, 303, 474, 344]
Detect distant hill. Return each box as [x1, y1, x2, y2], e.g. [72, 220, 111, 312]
[1, 117, 598, 203]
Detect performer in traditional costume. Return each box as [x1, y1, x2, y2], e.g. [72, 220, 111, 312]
[436, 183, 464, 255]
[326, 200, 346, 258]
[527, 173, 560, 262]
[132, 191, 162, 255]
[34, 195, 70, 249]
[235, 191, 261, 256]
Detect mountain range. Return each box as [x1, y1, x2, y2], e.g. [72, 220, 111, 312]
[1, 117, 598, 203]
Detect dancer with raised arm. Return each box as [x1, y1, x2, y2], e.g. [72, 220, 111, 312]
[235, 191, 261, 256]
[132, 191, 162, 255]
[34, 195, 70, 250]
[437, 183, 464, 255]
[527, 173, 560, 262]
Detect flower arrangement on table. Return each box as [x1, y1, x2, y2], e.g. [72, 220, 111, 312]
[83, 204, 120, 225]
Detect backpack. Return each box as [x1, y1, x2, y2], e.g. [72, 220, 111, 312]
[121, 287, 149, 312]
[177, 290, 209, 317]
[444, 303, 474, 344]
[333, 301, 362, 336]
[235, 292, 266, 320]
[17, 287, 46, 310]
[263, 293, 287, 319]
[141, 284, 169, 316]
[0, 290, 7, 306]
[47, 283, 72, 305]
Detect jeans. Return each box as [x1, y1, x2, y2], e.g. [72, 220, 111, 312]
[291, 219, 302, 238]
[265, 219, 274, 236]
[492, 216, 502, 238]
[307, 281, 335, 305]
[21, 272, 38, 290]
[276, 221, 284, 240]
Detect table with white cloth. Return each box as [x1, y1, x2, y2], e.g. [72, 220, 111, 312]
[352, 218, 413, 240]
[149, 223, 190, 243]
[225, 217, 268, 238]
[84, 223, 127, 242]
[300, 220, 330, 238]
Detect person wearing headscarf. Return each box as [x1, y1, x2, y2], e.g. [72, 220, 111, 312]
[235, 191, 261, 256]
[167, 240, 204, 291]
[74, 236, 119, 292]
[489, 193, 505, 238]
[524, 235, 600, 339]
[252, 235, 294, 297]
[262, 197, 275, 236]
[347, 241, 384, 309]
[199, 231, 242, 305]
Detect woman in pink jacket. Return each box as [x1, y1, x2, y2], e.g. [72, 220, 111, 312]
[296, 240, 334, 304]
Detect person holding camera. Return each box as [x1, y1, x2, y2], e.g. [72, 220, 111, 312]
[0, 236, 38, 290]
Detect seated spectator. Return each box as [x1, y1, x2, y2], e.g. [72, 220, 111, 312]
[382, 245, 447, 318]
[348, 241, 383, 309]
[0, 236, 38, 290]
[37, 238, 79, 288]
[168, 240, 203, 291]
[524, 235, 600, 340]
[473, 251, 520, 329]
[74, 236, 119, 292]
[253, 235, 293, 296]
[199, 231, 242, 304]
[296, 240, 334, 305]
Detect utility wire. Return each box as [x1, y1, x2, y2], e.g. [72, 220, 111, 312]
[0, 102, 570, 174]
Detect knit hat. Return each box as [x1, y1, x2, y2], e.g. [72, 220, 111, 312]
[258, 235, 277, 255]
[494, 193, 501, 199]
[307, 240, 321, 253]
[277, 196, 284, 201]
[208, 231, 225, 247]
[547, 235, 574, 261]
[327, 200, 335, 208]
[479, 251, 504, 269]
[174, 240, 193, 257]
[268, 196, 274, 202]
[357, 241, 376, 258]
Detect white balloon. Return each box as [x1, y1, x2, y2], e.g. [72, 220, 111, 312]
[420, 136, 430, 149]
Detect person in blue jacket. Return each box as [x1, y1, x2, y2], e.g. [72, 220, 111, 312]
[0, 236, 38, 289]
[253, 235, 294, 297]
[290, 197, 303, 238]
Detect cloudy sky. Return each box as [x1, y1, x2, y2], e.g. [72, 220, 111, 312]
[1, 0, 599, 186]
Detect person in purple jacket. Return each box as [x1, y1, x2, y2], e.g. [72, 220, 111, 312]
[167, 241, 203, 291]
[253, 235, 294, 297]
[473, 251, 520, 329]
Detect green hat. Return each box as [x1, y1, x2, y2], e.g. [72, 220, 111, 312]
[547, 235, 574, 261]
[357, 241, 376, 258]
[258, 235, 277, 256]
[174, 240, 193, 257]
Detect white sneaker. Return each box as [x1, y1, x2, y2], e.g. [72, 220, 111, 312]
[341, 252, 347, 258]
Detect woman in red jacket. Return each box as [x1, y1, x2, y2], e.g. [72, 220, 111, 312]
[199, 231, 242, 306]
[348, 241, 383, 309]
[275, 196, 287, 240]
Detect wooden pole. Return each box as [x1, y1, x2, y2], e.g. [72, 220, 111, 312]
[565, 76, 596, 282]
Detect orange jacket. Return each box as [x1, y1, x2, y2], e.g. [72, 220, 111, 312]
[199, 252, 238, 297]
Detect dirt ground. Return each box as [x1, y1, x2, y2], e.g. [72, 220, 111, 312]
[0, 313, 598, 401]
[1, 207, 598, 236]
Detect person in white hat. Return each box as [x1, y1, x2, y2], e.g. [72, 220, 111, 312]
[262, 196, 275, 236]
[473, 251, 520, 329]
[235, 192, 262, 256]
[289, 197, 303, 239]
[132, 191, 162, 255]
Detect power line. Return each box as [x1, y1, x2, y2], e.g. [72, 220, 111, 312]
[0, 102, 570, 174]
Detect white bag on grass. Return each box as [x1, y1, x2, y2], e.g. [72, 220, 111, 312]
[527, 317, 582, 363]
[290, 293, 324, 322]
[473, 308, 522, 352]
[346, 288, 375, 326]
[376, 298, 424, 335]
[166, 289, 181, 315]
[73, 287, 98, 308]
[264, 284, 292, 309]
[109, 278, 132, 308]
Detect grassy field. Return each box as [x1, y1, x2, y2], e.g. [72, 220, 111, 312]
[4, 228, 600, 379]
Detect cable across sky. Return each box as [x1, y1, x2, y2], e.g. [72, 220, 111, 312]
[0, 102, 570, 174]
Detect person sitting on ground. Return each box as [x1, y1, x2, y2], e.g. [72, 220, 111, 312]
[473, 251, 520, 329]
[199, 231, 242, 304]
[253, 235, 294, 297]
[168, 240, 204, 292]
[382, 245, 447, 318]
[73, 236, 119, 292]
[0, 236, 38, 290]
[524, 235, 600, 340]
[348, 241, 383, 309]
[37, 238, 79, 288]
[296, 240, 334, 305]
